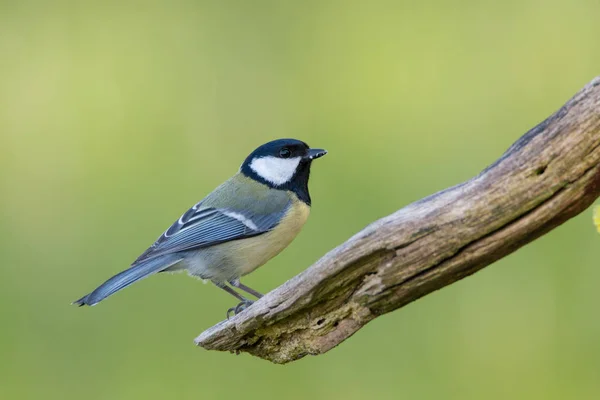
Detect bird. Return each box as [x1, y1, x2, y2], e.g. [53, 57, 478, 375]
[73, 138, 327, 317]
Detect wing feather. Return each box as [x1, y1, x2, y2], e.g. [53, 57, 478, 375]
[133, 200, 290, 264]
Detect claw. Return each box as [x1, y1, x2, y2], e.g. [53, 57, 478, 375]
[226, 299, 254, 319]
[226, 307, 235, 319]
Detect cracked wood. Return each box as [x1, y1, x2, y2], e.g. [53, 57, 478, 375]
[195, 77, 600, 364]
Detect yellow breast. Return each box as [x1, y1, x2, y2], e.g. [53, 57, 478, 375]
[230, 198, 310, 276]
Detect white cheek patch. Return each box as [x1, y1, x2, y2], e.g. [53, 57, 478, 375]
[249, 156, 302, 185]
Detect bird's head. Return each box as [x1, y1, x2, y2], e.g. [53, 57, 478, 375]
[240, 139, 327, 204]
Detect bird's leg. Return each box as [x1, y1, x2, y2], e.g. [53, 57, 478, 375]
[214, 282, 247, 302]
[213, 282, 254, 319]
[229, 279, 264, 299]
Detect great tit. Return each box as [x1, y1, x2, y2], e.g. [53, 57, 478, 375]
[74, 138, 327, 316]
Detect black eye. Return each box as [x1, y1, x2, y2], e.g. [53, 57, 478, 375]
[279, 148, 292, 158]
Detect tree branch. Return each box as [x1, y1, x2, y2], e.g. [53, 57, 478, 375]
[195, 77, 600, 364]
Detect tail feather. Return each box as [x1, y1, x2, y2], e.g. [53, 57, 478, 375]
[73, 256, 182, 306]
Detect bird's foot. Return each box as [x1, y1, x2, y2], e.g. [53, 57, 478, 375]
[226, 299, 254, 319]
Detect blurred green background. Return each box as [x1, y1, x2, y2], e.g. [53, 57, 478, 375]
[1, 1, 600, 399]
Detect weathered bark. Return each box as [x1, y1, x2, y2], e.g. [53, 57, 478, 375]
[195, 77, 600, 364]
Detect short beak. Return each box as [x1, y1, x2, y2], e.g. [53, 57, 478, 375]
[305, 148, 328, 160]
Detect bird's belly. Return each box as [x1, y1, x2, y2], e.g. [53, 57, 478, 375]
[184, 201, 310, 281]
[229, 201, 310, 276]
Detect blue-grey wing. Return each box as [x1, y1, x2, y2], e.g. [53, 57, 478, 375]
[133, 201, 289, 265]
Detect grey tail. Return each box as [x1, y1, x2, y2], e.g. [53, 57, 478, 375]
[73, 256, 182, 307]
